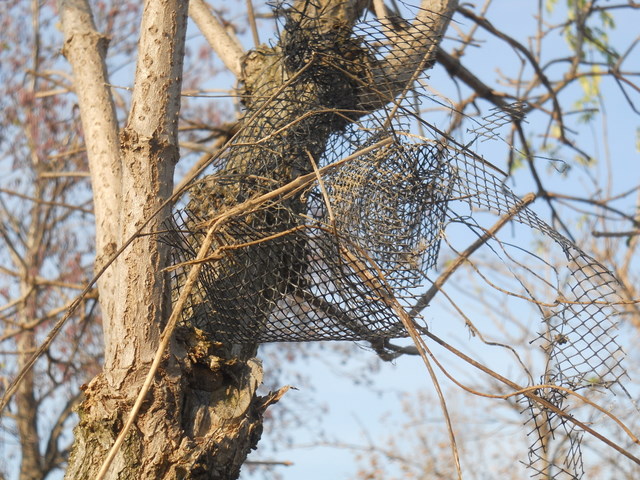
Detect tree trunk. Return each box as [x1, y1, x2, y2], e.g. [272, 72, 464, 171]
[61, 0, 457, 478]
[16, 331, 41, 480]
[17, 180, 48, 480]
[64, 337, 269, 479]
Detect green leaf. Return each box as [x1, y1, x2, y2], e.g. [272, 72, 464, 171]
[578, 65, 602, 98]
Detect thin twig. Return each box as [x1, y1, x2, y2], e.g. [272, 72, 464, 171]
[336, 242, 464, 480]
[422, 328, 640, 466]
[246, 0, 260, 47]
[410, 193, 536, 317]
[593, 229, 640, 238]
[0, 188, 93, 214]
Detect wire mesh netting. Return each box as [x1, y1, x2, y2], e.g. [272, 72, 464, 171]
[162, 2, 630, 478]
[165, 140, 453, 343]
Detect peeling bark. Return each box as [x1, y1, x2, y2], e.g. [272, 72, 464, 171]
[65, 335, 271, 479]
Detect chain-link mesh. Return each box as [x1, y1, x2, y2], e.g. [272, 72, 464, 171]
[163, 2, 628, 478]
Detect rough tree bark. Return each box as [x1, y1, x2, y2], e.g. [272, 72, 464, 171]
[62, 0, 190, 477]
[60, 0, 458, 478]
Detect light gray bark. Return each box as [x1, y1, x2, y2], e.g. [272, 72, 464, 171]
[60, 0, 122, 329]
[105, 0, 189, 385]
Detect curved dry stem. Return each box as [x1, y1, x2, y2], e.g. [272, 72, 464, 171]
[422, 328, 640, 467]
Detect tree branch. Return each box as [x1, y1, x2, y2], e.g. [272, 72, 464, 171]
[104, 0, 189, 379]
[360, 0, 458, 110]
[189, 0, 244, 77]
[60, 0, 121, 326]
[410, 193, 536, 317]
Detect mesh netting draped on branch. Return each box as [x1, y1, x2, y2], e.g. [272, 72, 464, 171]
[162, 2, 628, 478]
[165, 0, 460, 343]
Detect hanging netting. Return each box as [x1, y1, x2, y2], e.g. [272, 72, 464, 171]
[165, 140, 453, 343]
[162, 2, 630, 478]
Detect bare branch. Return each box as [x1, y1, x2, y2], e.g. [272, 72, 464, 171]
[59, 0, 121, 235]
[101, 0, 189, 379]
[60, 0, 121, 324]
[189, 0, 244, 77]
[593, 229, 640, 238]
[246, 0, 261, 47]
[423, 329, 640, 467]
[361, 0, 458, 110]
[410, 193, 537, 317]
